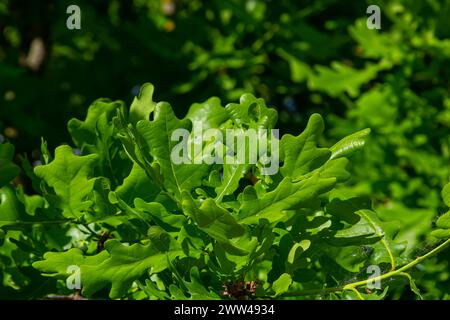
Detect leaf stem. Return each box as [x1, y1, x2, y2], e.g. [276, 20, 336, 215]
[3, 219, 73, 226]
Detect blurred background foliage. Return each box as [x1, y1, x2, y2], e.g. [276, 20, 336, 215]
[1, 0, 450, 298]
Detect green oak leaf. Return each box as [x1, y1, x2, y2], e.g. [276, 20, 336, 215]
[137, 102, 208, 199]
[34, 238, 185, 299]
[238, 174, 337, 224]
[0, 185, 27, 227]
[224, 93, 277, 130]
[68, 98, 122, 151]
[182, 192, 247, 255]
[114, 163, 160, 204]
[308, 61, 384, 97]
[179, 267, 221, 300]
[134, 198, 186, 231]
[34, 145, 98, 219]
[81, 239, 185, 298]
[329, 128, 371, 160]
[0, 184, 65, 229]
[330, 219, 379, 245]
[129, 83, 157, 125]
[141, 278, 170, 300]
[32, 248, 109, 278]
[186, 96, 229, 130]
[280, 113, 330, 178]
[68, 99, 129, 186]
[272, 273, 292, 296]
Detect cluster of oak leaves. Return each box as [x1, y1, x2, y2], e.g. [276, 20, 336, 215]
[0, 84, 449, 300]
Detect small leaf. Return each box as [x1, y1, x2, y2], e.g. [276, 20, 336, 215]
[68, 99, 121, 150]
[330, 128, 371, 160]
[272, 273, 292, 296]
[130, 83, 156, 125]
[280, 113, 330, 179]
[186, 97, 228, 130]
[287, 240, 311, 264]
